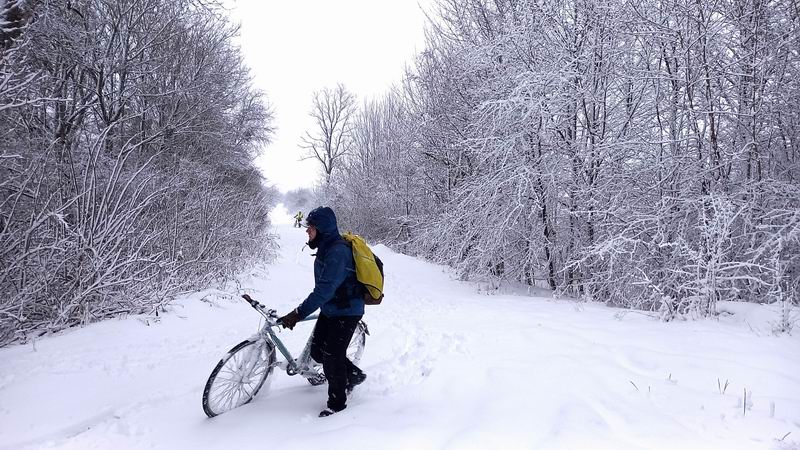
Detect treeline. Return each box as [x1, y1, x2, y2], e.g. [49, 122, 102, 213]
[0, 0, 277, 345]
[325, 0, 800, 326]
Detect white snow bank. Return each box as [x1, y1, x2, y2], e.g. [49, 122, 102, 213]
[716, 301, 799, 332]
[1, 220, 798, 450]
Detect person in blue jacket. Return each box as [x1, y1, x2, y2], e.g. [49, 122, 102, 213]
[279, 206, 367, 417]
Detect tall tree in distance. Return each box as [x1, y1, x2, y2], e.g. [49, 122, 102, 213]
[301, 84, 357, 184]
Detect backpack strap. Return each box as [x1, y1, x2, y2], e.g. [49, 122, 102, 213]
[331, 239, 359, 308]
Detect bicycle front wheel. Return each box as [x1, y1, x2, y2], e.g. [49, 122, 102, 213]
[202, 339, 276, 418]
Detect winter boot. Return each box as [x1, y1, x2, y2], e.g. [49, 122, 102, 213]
[346, 372, 367, 394]
[319, 405, 346, 417]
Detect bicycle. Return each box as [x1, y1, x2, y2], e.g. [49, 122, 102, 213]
[202, 294, 368, 418]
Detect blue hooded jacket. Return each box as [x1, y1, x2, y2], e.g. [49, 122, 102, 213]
[296, 207, 365, 319]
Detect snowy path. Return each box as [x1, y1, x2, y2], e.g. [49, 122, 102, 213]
[1, 213, 799, 449]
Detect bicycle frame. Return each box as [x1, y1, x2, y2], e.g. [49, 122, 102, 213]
[264, 315, 319, 376]
[242, 294, 321, 379]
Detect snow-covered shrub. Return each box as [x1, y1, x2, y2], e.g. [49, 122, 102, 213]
[319, 0, 800, 328]
[0, 0, 276, 345]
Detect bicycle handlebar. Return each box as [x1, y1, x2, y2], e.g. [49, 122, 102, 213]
[241, 294, 318, 326]
[241, 293, 263, 309]
[241, 294, 277, 320]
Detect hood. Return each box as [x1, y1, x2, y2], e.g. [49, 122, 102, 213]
[306, 206, 341, 249]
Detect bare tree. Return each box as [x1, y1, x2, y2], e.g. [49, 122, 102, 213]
[0, 0, 277, 345]
[301, 84, 357, 184]
[320, 0, 800, 328]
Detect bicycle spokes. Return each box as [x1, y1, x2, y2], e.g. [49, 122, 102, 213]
[202, 340, 275, 417]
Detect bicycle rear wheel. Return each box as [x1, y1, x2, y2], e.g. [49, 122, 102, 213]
[305, 319, 368, 386]
[202, 339, 276, 418]
[347, 320, 368, 364]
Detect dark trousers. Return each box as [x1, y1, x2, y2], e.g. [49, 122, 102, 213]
[310, 314, 364, 411]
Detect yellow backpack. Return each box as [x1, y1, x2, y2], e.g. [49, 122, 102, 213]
[341, 232, 384, 305]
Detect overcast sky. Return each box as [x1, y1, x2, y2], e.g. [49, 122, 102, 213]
[229, 0, 430, 193]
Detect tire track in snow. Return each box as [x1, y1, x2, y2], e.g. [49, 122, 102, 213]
[0, 409, 117, 450]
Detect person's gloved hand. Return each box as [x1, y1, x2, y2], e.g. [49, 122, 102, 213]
[279, 309, 300, 330]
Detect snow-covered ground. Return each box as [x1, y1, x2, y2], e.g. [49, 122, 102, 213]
[2, 206, 799, 450]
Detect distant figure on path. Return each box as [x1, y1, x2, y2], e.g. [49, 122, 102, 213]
[293, 210, 304, 228]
